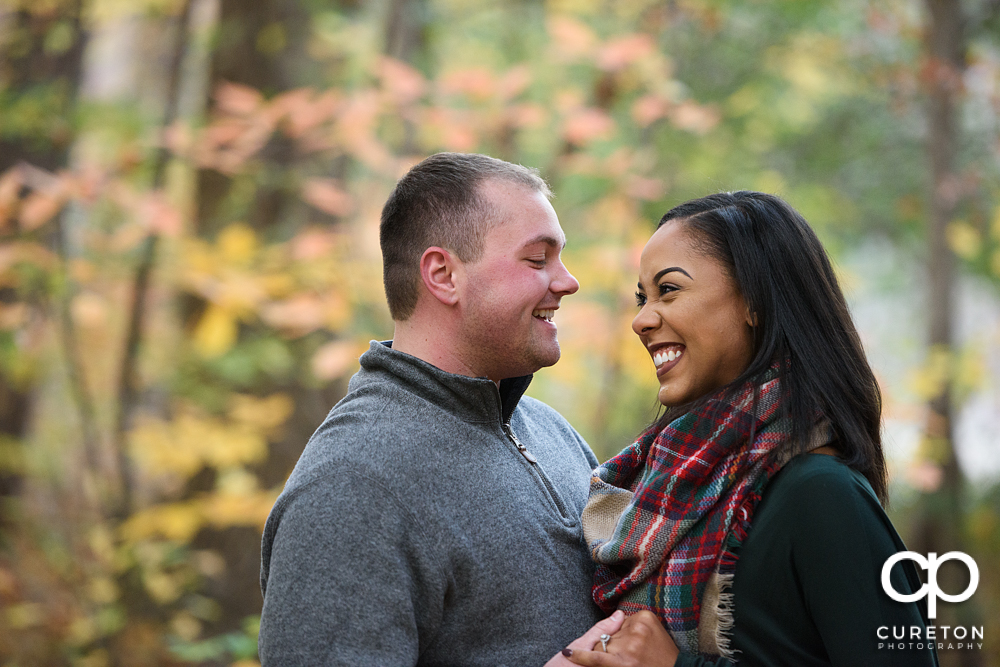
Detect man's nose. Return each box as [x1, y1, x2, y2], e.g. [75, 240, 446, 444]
[552, 260, 580, 296]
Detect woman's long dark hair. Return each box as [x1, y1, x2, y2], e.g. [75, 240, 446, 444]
[656, 191, 888, 505]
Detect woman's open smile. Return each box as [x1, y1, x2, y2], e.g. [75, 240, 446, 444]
[632, 221, 754, 406]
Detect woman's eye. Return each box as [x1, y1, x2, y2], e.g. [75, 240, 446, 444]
[635, 292, 646, 307]
[658, 283, 677, 296]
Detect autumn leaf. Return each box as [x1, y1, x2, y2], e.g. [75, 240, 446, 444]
[439, 68, 496, 100]
[291, 227, 339, 261]
[378, 56, 427, 105]
[946, 219, 981, 259]
[302, 178, 354, 217]
[596, 34, 656, 71]
[563, 108, 615, 145]
[669, 100, 721, 134]
[19, 191, 64, 231]
[216, 222, 258, 264]
[261, 294, 327, 336]
[631, 94, 670, 127]
[193, 304, 238, 357]
[215, 81, 263, 115]
[498, 65, 532, 100]
[312, 340, 360, 381]
[547, 15, 597, 60]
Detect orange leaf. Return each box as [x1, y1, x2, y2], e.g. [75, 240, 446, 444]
[379, 57, 427, 105]
[215, 81, 263, 115]
[261, 294, 326, 336]
[563, 108, 615, 146]
[302, 178, 354, 217]
[19, 192, 63, 231]
[547, 16, 597, 60]
[291, 228, 339, 261]
[140, 193, 184, 236]
[669, 100, 721, 134]
[597, 34, 656, 72]
[439, 68, 496, 100]
[631, 94, 670, 127]
[312, 340, 360, 381]
[499, 65, 532, 100]
[625, 176, 664, 201]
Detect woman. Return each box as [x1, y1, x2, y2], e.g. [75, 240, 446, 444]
[563, 192, 937, 666]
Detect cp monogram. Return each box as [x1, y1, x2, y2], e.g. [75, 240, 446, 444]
[881, 551, 979, 618]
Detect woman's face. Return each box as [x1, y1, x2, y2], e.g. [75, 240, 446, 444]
[632, 221, 755, 407]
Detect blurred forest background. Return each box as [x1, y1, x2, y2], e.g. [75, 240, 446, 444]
[0, 0, 998, 664]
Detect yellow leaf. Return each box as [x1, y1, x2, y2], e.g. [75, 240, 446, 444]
[171, 611, 202, 641]
[216, 223, 258, 264]
[907, 346, 951, 401]
[194, 304, 238, 357]
[145, 571, 183, 604]
[87, 577, 119, 604]
[120, 502, 204, 543]
[6, 602, 44, 629]
[946, 220, 981, 259]
[229, 393, 294, 431]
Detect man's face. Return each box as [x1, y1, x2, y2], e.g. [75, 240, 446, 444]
[458, 180, 580, 382]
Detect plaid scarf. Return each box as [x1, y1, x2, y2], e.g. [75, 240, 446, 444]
[582, 367, 830, 660]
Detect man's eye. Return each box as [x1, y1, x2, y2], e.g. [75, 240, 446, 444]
[528, 257, 546, 266]
[635, 292, 646, 307]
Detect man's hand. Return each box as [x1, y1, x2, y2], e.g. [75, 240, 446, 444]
[563, 610, 679, 667]
[543, 611, 626, 667]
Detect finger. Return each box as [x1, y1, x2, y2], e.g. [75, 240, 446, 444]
[564, 648, 628, 667]
[564, 610, 626, 651]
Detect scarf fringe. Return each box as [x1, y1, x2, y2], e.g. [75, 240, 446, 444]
[713, 572, 737, 662]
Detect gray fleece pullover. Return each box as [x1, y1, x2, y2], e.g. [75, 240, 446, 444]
[259, 341, 603, 666]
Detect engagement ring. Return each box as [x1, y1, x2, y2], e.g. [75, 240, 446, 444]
[599, 633, 611, 652]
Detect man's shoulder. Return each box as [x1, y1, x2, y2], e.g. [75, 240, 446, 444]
[515, 394, 574, 424]
[513, 395, 597, 466]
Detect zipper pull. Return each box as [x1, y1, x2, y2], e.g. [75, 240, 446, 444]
[504, 424, 538, 464]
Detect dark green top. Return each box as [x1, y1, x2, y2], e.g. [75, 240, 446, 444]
[675, 453, 938, 667]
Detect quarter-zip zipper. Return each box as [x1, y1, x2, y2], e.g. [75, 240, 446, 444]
[503, 422, 538, 463]
[503, 421, 572, 520]
[494, 384, 573, 522]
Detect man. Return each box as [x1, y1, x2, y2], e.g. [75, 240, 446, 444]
[259, 153, 611, 665]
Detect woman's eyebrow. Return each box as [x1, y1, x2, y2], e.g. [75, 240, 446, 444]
[654, 266, 692, 282]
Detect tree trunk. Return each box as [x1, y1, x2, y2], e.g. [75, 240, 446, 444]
[0, 0, 87, 530]
[915, 3, 980, 665]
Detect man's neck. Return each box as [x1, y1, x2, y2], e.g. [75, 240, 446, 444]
[392, 318, 495, 383]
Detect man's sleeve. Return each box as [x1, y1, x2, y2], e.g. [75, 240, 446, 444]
[259, 469, 446, 666]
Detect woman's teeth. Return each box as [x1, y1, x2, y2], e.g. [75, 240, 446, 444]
[532, 309, 554, 322]
[653, 349, 682, 368]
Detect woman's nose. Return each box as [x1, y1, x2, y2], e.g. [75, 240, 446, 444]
[632, 305, 658, 336]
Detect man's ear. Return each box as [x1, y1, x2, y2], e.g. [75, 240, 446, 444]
[420, 246, 460, 306]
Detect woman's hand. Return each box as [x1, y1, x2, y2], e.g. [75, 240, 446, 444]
[543, 611, 626, 667]
[564, 610, 680, 667]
